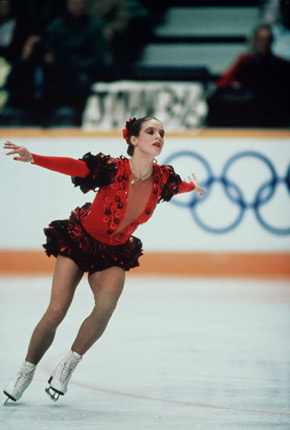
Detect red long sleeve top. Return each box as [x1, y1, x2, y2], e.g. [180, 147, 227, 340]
[32, 152, 195, 245]
[215, 54, 253, 87]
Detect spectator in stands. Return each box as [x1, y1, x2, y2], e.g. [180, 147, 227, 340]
[271, 0, 290, 61]
[106, 0, 153, 63]
[0, 0, 30, 113]
[3, 34, 59, 125]
[0, 0, 31, 63]
[89, 0, 128, 42]
[89, 0, 128, 63]
[206, 24, 290, 127]
[123, 0, 168, 62]
[259, 0, 281, 25]
[2, 0, 109, 126]
[11, 0, 65, 35]
[259, 0, 290, 61]
[0, 0, 51, 124]
[45, 0, 108, 70]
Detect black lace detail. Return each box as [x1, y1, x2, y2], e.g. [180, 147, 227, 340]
[160, 165, 182, 202]
[43, 205, 143, 273]
[71, 152, 118, 194]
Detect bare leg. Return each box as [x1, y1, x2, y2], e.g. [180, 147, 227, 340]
[25, 256, 83, 364]
[71, 266, 125, 356]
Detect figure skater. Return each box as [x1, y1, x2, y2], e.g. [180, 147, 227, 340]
[3, 116, 205, 403]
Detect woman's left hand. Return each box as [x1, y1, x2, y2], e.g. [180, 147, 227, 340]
[188, 173, 205, 196]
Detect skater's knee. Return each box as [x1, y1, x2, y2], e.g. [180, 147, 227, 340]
[45, 305, 69, 326]
[92, 302, 116, 324]
[90, 290, 119, 325]
[95, 290, 118, 313]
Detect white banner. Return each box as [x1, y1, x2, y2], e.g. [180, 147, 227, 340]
[82, 80, 207, 131]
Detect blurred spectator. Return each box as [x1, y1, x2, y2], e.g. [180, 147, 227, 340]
[105, 0, 153, 63]
[45, 0, 108, 69]
[0, 0, 30, 63]
[3, 35, 62, 125]
[259, 0, 290, 61]
[89, 0, 128, 63]
[0, 0, 31, 117]
[83, 0, 169, 67]
[89, 0, 128, 41]
[117, 0, 168, 63]
[2, 0, 109, 126]
[259, 0, 281, 25]
[271, 0, 290, 61]
[206, 24, 290, 127]
[11, 0, 65, 35]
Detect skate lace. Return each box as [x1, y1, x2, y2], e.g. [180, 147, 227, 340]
[12, 368, 35, 390]
[57, 357, 79, 383]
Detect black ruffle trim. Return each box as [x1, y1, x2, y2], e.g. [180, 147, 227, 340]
[160, 165, 182, 202]
[71, 152, 118, 194]
[43, 205, 143, 273]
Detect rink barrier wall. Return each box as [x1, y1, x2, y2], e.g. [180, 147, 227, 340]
[1, 128, 290, 138]
[0, 250, 289, 279]
[1, 128, 289, 278]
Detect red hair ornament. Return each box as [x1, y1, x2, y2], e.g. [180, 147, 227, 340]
[122, 118, 136, 143]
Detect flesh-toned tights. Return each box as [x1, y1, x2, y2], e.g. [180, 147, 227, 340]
[25, 255, 125, 364]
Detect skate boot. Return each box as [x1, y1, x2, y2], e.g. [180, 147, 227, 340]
[45, 351, 82, 401]
[3, 361, 37, 403]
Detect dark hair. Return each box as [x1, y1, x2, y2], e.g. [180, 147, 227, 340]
[125, 116, 160, 156]
[253, 24, 273, 44]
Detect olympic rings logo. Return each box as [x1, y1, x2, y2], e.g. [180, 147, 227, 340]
[164, 151, 290, 235]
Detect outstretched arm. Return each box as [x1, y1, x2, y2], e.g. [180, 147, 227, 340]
[4, 141, 90, 178]
[179, 173, 205, 196]
[188, 173, 205, 195]
[4, 141, 34, 162]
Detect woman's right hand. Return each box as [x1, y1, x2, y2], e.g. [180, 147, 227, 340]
[4, 141, 34, 163]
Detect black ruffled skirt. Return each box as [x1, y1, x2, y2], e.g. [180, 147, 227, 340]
[43, 204, 143, 274]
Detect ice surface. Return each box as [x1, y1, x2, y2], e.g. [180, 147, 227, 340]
[1, 275, 290, 430]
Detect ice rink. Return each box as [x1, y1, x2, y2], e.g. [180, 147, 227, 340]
[0, 274, 290, 430]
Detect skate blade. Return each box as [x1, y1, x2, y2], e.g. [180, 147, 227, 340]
[45, 386, 61, 402]
[3, 391, 16, 405]
[3, 397, 11, 405]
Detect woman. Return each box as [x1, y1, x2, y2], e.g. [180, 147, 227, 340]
[3, 116, 205, 403]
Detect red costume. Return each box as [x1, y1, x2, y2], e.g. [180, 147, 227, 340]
[32, 152, 195, 273]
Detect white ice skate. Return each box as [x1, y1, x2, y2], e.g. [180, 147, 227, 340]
[45, 351, 82, 401]
[3, 361, 36, 404]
